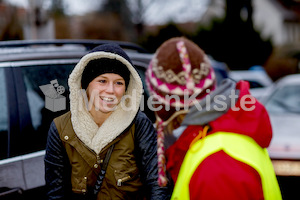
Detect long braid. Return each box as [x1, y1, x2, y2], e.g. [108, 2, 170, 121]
[157, 120, 168, 187]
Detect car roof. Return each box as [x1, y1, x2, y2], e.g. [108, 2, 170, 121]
[228, 70, 273, 87]
[0, 39, 155, 74]
[0, 39, 148, 52]
[0, 39, 149, 62]
[275, 73, 300, 86]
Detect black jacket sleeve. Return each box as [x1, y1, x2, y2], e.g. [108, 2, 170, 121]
[44, 121, 71, 200]
[134, 111, 172, 200]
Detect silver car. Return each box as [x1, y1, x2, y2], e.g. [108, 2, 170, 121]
[261, 74, 300, 176]
[228, 68, 273, 100]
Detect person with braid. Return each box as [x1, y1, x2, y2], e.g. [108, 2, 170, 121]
[146, 37, 282, 199]
[146, 37, 216, 186]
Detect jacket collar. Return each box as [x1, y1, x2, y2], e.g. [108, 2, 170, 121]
[183, 79, 272, 148]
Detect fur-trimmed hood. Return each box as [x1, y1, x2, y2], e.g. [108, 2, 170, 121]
[68, 45, 143, 154]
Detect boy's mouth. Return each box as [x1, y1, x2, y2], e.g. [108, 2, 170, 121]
[100, 96, 115, 102]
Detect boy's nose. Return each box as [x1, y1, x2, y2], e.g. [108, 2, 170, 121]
[106, 82, 114, 93]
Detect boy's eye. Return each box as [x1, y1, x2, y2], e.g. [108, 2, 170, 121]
[99, 80, 106, 83]
[116, 81, 124, 85]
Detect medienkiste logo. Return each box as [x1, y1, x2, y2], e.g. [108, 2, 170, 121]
[39, 79, 66, 112]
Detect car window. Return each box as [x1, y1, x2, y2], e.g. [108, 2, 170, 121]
[7, 60, 154, 158]
[20, 63, 75, 153]
[0, 68, 8, 159]
[265, 85, 300, 114]
[0, 68, 8, 131]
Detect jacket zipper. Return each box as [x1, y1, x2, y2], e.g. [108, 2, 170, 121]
[117, 176, 131, 186]
[78, 141, 103, 168]
[96, 154, 103, 164]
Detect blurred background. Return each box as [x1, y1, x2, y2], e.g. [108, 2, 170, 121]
[1, 0, 300, 81]
[0, 1, 300, 199]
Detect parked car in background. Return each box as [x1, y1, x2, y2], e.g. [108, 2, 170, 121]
[260, 74, 300, 174]
[260, 73, 300, 199]
[228, 66, 273, 100]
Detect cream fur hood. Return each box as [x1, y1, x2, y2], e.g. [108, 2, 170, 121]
[68, 47, 143, 154]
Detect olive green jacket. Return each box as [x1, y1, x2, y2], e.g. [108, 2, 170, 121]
[45, 111, 171, 200]
[54, 111, 144, 199]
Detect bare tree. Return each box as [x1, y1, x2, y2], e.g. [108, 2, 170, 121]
[99, 0, 137, 41]
[126, 0, 157, 36]
[50, 0, 65, 17]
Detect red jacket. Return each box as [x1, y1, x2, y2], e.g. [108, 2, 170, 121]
[166, 80, 272, 199]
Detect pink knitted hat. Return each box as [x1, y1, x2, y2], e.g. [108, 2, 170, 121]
[145, 37, 216, 186]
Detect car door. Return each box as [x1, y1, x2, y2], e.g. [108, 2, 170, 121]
[0, 59, 78, 198]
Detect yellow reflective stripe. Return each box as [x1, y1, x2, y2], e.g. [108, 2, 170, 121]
[217, 133, 281, 200]
[171, 132, 282, 200]
[171, 133, 223, 200]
